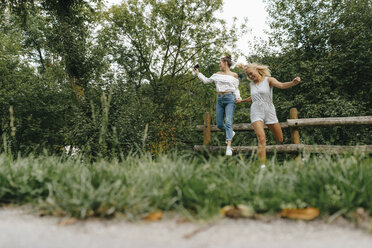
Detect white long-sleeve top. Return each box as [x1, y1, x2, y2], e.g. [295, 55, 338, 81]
[197, 73, 241, 100]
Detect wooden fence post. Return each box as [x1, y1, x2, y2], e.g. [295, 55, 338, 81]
[290, 108, 300, 144]
[203, 112, 211, 146]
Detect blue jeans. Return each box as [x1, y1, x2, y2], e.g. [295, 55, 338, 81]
[216, 93, 235, 141]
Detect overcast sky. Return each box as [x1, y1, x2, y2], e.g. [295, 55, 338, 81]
[216, 0, 269, 54]
[105, 0, 270, 63]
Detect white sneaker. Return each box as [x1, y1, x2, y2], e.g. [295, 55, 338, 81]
[226, 146, 233, 156]
[260, 164, 266, 169]
[226, 131, 236, 144]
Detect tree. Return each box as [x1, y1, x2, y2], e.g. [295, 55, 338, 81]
[2, 0, 107, 104]
[264, 0, 371, 110]
[0, 0, 250, 155]
[102, 0, 243, 109]
[246, 0, 372, 145]
[99, 0, 246, 152]
[0, 9, 73, 154]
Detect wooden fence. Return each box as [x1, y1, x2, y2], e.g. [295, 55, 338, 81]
[194, 108, 372, 154]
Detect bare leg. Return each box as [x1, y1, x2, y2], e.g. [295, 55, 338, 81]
[252, 121, 266, 164]
[267, 123, 283, 143]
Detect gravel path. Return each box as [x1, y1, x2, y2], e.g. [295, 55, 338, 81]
[1, 207, 371, 248]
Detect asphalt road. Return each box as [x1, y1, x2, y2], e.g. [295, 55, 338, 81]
[1, 207, 371, 248]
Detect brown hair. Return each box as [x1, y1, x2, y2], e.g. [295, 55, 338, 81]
[221, 54, 233, 68]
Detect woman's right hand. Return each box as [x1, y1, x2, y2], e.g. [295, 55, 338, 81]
[292, 77, 301, 85]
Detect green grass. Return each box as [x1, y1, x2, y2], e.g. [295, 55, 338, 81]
[0, 152, 371, 220]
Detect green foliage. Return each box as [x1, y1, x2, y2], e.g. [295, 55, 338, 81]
[248, 0, 372, 145]
[1, 0, 246, 157]
[0, 12, 72, 154]
[0, 0, 371, 157]
[3, 0, 107, 92]
[0, 152, 371, 219]
[90, 0, 246, 154]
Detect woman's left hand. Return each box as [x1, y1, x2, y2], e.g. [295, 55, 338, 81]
[235, 99, 242, 103]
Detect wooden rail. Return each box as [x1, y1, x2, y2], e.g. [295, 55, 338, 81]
[194, 144, 372, 154]
[195, 116, 372, 131]
[287, 116, 372, 127]
[195, 108, 372, 154]
[196, 122, 289, 132]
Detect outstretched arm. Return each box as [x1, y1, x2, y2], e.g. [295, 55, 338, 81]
[194, 68, 214, 84]
[236, 82, 252, 103]
[236, 96, 252, 103]
[232, 73, 242, 101]
[269, 77, 301, 89]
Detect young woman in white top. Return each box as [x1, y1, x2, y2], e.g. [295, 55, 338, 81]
[194, 55, 242, 156]
[239, 63, 300, 168]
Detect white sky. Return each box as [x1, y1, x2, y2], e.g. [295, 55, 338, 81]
[216, 0, 270, 63]
[105, 0, 270, 63]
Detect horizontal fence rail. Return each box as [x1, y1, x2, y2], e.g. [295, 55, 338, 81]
[287, 116, 372, 127]
[196, 122, 288, 132]
[196, 116, 372, 132]
[194, 144, 372, 154]
[194, 108, 372, 154]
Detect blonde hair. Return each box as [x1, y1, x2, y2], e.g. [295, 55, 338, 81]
[237, 62, 271, 80]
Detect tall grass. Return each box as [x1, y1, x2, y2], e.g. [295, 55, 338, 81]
[0, 152, 371, 219]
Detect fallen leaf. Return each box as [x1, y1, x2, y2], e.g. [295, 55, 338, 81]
[354, 207, 370, 228]
[237, 204, 255, 218]
[221, 204, 254, 219]
[221, 205, 241, 219]
[59, 217, 78, 226]
[280, 207, 320, 220]
[355, 207, 367, 221]
[144, 211, 163, 221]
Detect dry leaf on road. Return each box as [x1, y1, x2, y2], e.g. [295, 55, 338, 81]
[59, 217, 78, 226]
[221, 204, 254, 219]
[144, 211, 163, 221]
[280, 207, 320, 220]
